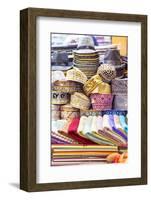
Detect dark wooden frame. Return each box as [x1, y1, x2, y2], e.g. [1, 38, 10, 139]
[20, 7, 147, 192]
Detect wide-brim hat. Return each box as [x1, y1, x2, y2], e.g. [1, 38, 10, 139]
[103, 49, 126, 78]
[104, 49, 122, 65]
[73, 36, 97, 54]
[52, 65, 73, 71]
[73, 49, 97, 54]
[51, 51, 73, 71]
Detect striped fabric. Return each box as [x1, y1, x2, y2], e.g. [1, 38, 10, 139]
[51, 113, 128, 166]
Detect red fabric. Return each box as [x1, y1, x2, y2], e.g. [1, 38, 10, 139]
[68, 118, 96, 145]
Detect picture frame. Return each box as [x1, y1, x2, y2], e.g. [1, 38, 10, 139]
[20, 7, 147, 192]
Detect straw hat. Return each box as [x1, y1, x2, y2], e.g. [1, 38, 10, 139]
[70, 92, 90, 110]
[103, 49, 126, 78]
[66, 67, 87, 84]
[97, 64, 116, 82]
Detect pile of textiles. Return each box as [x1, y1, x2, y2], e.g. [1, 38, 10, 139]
[51, 145, 118, 166]
[51, 112, 128, 166]
[51, 35, 128, 166]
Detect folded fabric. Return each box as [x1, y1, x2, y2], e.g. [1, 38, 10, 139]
[87, 116, 114, 145]
[101, 128, 126, 146]
[51, 144, 118, 166]
[119, 115, 128, 133]
[113, 115, 126, 132]
[96, 116, 116, 146]
[52, 131, 78, 143]
[51, 120, 67, 133]
[68, 118, 96, 144]
[83, 116, 93, 135]
[52, 121, 59, 133]
[79, 116, 112, 145]
[102, 115, 127, 146]
[86, 131, 115, 146]
[126, 114, 128, 124]
[51, 144, 118, 151]
[96, 116, 103, 130]
[51, 131, 78, 144]
[77, 116, 87, 135]
[109, 114, 127, 141]
[51, 120, 79, 144]
[58, 119, 73, 134]
[51, 136, 71, 144]
[91, 116, 98, 133]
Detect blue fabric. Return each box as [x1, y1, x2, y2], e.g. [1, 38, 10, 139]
[119, 115, 128, 133]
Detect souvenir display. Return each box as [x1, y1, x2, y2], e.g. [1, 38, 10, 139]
[50, 35, 128, 166]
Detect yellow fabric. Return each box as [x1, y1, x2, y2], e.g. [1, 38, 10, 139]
[112, 36, 128, 56]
